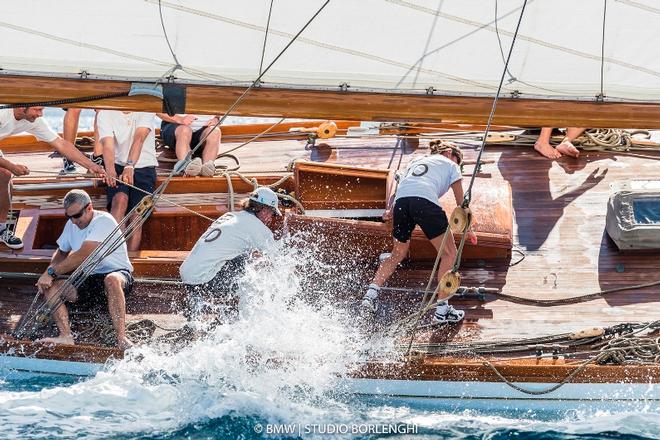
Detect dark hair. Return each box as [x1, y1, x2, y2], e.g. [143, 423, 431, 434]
[240, 198, 270, 214]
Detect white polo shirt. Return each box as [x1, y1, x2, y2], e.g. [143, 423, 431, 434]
[0, 108, 58, 142]
[97, 111, 157, 168]
[56, 211, 133, 274]
[394, 154, 462, 206]
[180, 210, 275, 285]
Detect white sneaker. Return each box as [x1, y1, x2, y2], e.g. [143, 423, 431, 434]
[361, 285, 380, 313]
[184, 157, 202, 177]
[200, 160, 216, 177]
[432, 303, 464, 324]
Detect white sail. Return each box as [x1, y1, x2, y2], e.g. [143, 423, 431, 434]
[1, 0, 659, 101]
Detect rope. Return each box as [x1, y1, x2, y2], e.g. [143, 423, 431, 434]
[258, 0, 275, 77]
[157, 0, 182, 73]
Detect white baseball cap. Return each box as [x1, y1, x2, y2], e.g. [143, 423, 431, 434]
[249, 187, 282, 216]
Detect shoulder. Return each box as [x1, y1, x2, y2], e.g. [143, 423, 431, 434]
[91, 211, 119, 229]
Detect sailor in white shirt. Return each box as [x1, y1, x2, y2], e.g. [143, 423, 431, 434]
[0, 106, 104, 249]
[180, 187, 280, 318]
[361, 141, 477, 324]
[35, 190, 134, 349]
[157, 113, 221, 177]
[97, 110, 157, 251]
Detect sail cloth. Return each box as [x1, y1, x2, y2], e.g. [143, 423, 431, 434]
[1, 0, 660, 101]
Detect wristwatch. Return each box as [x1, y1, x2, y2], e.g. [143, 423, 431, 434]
[125, 159, 135, 168]
[47, 266, 57, 278]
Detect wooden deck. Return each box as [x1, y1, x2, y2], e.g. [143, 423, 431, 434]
[1, 130, 659, 349]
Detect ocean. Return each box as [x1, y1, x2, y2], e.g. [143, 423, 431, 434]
[0, 110, 658, 439]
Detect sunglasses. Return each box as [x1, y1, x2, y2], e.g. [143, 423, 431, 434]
[66, 202, 90, 220]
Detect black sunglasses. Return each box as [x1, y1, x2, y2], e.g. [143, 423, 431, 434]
[66, 202, 90, 220]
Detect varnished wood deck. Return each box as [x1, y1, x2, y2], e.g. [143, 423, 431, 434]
[1, 131, 659, 349]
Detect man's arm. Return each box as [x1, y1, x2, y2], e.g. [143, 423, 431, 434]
[0, 157, 29, 176]
[48, 137, 104, 175]
[156, 113, 197, 125]
[101, 136, 118, 187]
[120, 127, 151, 186]
[35, 248, 70, 292]
[51, 241, 99, 275]
[449, 179, 464, 206]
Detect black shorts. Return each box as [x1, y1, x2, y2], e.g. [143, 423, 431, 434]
[74, 269, 134, 310]
[183, 255, 247, 318]
[392, 196, 449, 242]
[106, 164, 157, 212]
[161, 122, 205, 159]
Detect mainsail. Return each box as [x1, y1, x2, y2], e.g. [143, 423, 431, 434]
[1, 0, 660, 125]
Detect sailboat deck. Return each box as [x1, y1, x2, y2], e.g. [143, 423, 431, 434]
[1, 133, 659, 347]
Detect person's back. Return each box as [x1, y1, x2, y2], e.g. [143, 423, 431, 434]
[180, 210, 274, 286]
[395, 154, 462, 204]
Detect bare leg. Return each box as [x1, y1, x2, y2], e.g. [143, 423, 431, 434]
[534, 127, 562, 159]
[371, 239, 411, 287]
[110, 192, 129, 224]
[104, 272, 133, 349]
[0, 169, 11, 224]
[36, 280, 77, 345]
[174, 125, 193, 160]
[556, 127, 585, 158]
[201, 126, 221, 163]
[429, 230, 458, 301]
[93, 113, 103, 157]
[126, 216, 142, 252]
[63, 109, 82, 145]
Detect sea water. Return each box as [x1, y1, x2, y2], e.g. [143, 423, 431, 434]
[1, 236, 658, 440]
[2, 110, 658, 439]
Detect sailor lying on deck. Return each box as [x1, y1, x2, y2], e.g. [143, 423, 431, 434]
[179, 187, 280, 319]
[0, 106, 104, 250]
[35, 189, 134, 349]
[156, 113, 221, 177]
[361, 141, 477, 324]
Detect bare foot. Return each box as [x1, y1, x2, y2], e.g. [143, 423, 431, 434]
[534, 140, 562, 159]
[36, 335, 75, 346]
[556, 140, 580, 158]
[117, 336, 134, 350]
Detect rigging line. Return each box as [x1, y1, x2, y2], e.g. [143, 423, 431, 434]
[148, 0, 495, 92]
[412, 0, 444, 88]
[463, 0, 528, 207]
[154, 0, 331, 196]
[158, 0, 182, 70]
[259, 0, 275, 77]
[600, 0, 607, 98]
[494, 0, 515, 83]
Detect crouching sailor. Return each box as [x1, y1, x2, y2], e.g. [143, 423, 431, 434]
[180, 187, 280, 318]
[35, 189, 134, 349]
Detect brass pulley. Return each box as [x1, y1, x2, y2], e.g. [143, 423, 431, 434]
[438, 270, 461, 298]
[316, 121, 337, 139]
[134, 195, 155, 216]
[449, 206, 471, 234]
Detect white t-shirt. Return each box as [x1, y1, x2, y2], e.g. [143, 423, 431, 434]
[0, 108, 58, 142]
[56, 211, 133, 275]
[180, 210, 274, 285]
[97, 111, 157, 168]
[394, 154, 462, 206]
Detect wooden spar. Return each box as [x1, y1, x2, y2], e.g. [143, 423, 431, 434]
[3, 74, 660, 128]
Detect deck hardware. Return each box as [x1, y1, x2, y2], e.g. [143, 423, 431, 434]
[439, 271, 461, 297]
[596, 93, 605, 102]
[426, 86, 436, 95]
[79, 70, 89, 80]
[449, 206, 472, 234]
[510, 89, 520, 98]
[339, 82, 350, 92]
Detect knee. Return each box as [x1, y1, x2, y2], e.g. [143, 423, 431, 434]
[104, 273, 124, 293]
[111, 194, 128, 213]
[175, 125, 193, 138]
[0, 168, 11, 183]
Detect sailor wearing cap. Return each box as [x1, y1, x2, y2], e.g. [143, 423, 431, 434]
[362, 141, 476, 324]
[179, 187, 281, 317]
